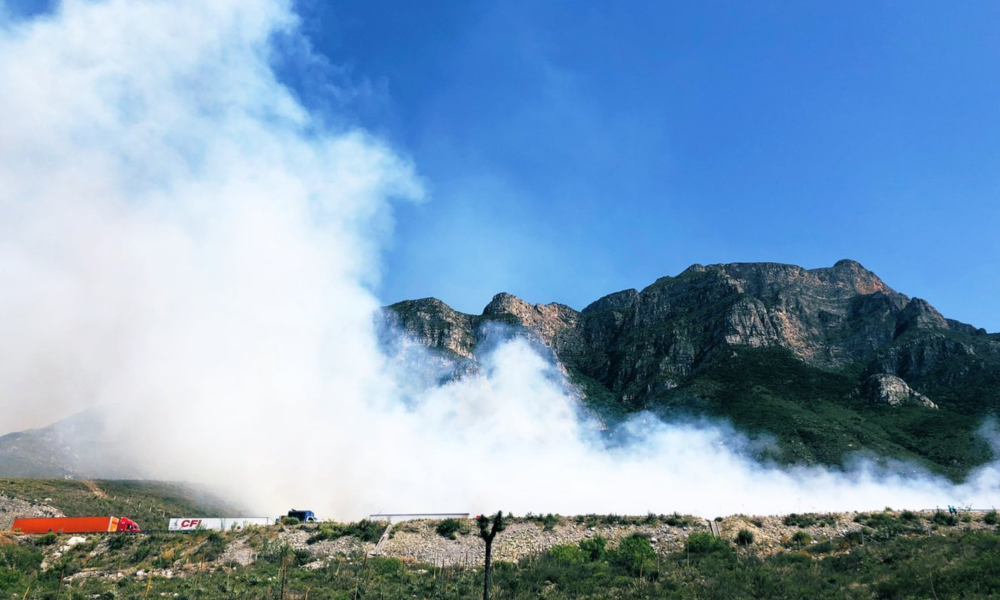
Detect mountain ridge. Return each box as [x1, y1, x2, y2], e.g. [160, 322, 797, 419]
[387, 260, 1000, 478]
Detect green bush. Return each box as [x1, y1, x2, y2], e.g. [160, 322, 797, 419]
[685, 532, 731, 555]
[107, 534, 130, 550]
[611, 534, 656, 576]
[579, 536, 607, 561]
[548, 544, 585, 564]
[281, 516, 300, 526]
[791, 531, 811, 546]
[0, 545, 42, 574]
[0, 568, 23, 592]
[783, 513, 816, 528]
[202, 531, 226, 561]
[900, 510, 919, 522]
[984, 510, 999, 525]
[293, 548, 312, 566]
[37, 532, 57, 546]
[435, 518, 466, 540]
[931, 511, 958, 527]
[664, 513, 694, 527]
[526, 513, 561, 531]
[736, 529, 754, 546]
[807, 539, 834, 554]
[307, 519, 387, 544]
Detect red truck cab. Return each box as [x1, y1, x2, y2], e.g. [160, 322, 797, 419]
[117, 517, 141, 532]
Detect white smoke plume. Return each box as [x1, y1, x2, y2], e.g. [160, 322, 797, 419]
[1, 0, 997, 519]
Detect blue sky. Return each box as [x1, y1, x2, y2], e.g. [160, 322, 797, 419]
[10, 0, 1000, 330]
[296, 1, 999, 330]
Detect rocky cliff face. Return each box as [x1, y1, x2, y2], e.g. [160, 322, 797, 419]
[387, 260, 996, 412]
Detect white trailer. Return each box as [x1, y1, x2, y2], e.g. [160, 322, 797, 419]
[168, 517, 275, 532]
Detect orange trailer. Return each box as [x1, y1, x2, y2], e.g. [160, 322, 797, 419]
[12, 516, 141, 534]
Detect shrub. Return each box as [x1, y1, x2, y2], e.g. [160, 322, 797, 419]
[900, 511, 919, 522]
[293, 548, 312, 566]
[131, 540, 153, 562]
[664, 513, 693, 527]
[611, 534, 656, 576]
[526, 513, 561, 531]
[435, 518, 466, 540]
[931, 511, 958, 527]
[281, 516, 300, 526]
[783, 513, 816, 528]
[202, 531, 226, 561]
[736, 529, 755, 546]
[842, 531, 865, 547]
[579, 536, 607, 561]
[348, 519, 387, 543]
[307, 519, 387, 544]
[791, 531, 811, 546]
[548, 544, 585, 564]
[817, 515, 838, 527]
[107, 534, 130, 551]
[807, 539, 834, 554]
[984, 510, 999, 525]
[37, 532, 57, 546]
[685, 532, 730, 555]
[0, 545, 43, 573]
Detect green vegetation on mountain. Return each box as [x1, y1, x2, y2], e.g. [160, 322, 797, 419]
[606, 346, 994, 480]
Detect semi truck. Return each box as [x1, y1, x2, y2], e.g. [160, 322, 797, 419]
[12, 516, 142, 534]
[168, 517, 275, 532]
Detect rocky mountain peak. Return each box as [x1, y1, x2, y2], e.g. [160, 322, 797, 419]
[483, 292, 532, 317]
[483, 292, 579, 348]
[819, 259, 892, 295]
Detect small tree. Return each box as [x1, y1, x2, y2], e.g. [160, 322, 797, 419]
[477, 511, 506, 600]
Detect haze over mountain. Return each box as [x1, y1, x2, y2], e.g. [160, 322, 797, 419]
[3, 258, 998, 518]
[388, 260, 1000, 479]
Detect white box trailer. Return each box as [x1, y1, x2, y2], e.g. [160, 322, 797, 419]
[168, 517, 275, 532]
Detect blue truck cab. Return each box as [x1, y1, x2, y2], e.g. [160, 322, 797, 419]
[287, 509, 317, 523]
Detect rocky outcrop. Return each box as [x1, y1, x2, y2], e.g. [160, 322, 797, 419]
[482, 293, 579, 349]
[853, 374, 938, 408]
[0, 495, 63, 530]
[388, 294, 580, 360]
[387, 298, 478, 359]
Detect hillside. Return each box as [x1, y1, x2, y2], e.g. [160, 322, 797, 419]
[1, 495, 999, 599]
[0, 410, 141, 479]
[388, 260, 1000, 479]
[0, 479, 237, 531]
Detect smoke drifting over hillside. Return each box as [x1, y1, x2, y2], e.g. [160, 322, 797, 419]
[1, 1, 997, 518]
